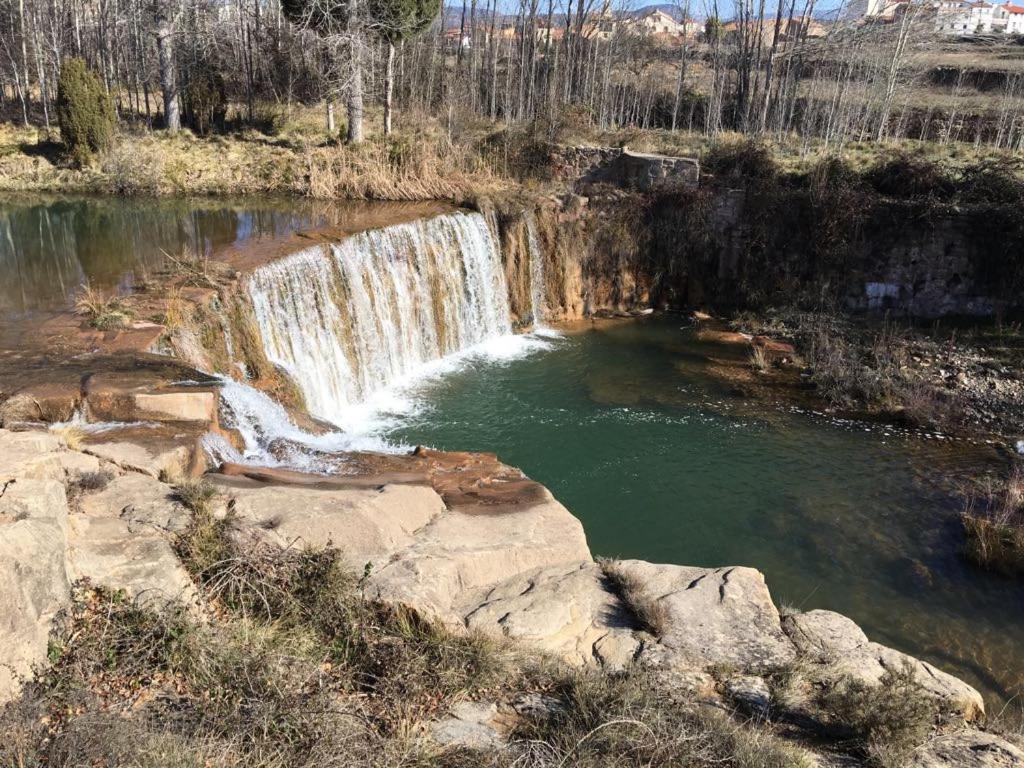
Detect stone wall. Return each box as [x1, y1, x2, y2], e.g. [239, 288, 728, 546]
[553, 145, 700, 191]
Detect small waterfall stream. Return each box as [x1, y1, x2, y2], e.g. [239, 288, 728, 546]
[246, 211, 515, 428]
[525, 212, 548, 328]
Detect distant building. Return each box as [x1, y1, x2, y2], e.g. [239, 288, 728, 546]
[629, 8, 684, 35]
[935, 0, 1010, 33]
[1005, 3, 1024, 31]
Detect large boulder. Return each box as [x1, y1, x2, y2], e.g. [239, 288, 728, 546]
[83, 439, 191, 478]
[460, 561, 640, 669]
[225, 482, 445, 567]
[0, 449, 71, 704]
[366, 493, 591, 618]
[612, 560, 797, 673]
[0, 382, 81, 426]
[782, 610, 985, 720]
[79, 472, 190, 533]
[1, 430, 65, 480]
[908, 731, 1024, 767]
[66, 515, 200, 611]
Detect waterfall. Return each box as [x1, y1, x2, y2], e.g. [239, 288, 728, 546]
[525, 212, 547, 327]
[246, 211, 514, 427]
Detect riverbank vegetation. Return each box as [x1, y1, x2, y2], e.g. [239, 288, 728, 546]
[962, 464, 1024, 577]
[730, 308, 1024, 437]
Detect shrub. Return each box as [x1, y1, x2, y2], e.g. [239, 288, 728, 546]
[817, 665, 937, 767]
[56, 58, 115, 165]
[961, 464, 1024, 575]
[865, 153, 955, 200]
[182, 69, 227, 136]
[703, 138, 778, 185]
[514, 668, 815, 767]
[73, 283, 132, 330]
[958, 159, 1024, 206]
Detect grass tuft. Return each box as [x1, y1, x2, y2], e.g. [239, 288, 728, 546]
[599, 560, 670, 639]
[961, 464, 1024, 575]
[74, 283, 133, 330]
[49, 423, 86, 450]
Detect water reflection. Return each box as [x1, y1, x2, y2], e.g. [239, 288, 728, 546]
[0, 195, 327, 317]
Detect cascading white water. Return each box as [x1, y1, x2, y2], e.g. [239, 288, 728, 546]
[246, 211, 515, 427]
[525, 212, 547, 327]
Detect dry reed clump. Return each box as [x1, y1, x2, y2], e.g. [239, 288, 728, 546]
[816, 664, 938, 768]
[74, 283, 133, 330]
[511, 668, 816, 768]
[961, 464, 1024, 575]
[48, 423, 86, 450]
[749, 344, 771, 373]
[305, 133, 501, 201]
[598, 560, 670, 639]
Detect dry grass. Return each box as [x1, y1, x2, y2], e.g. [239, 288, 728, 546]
[172, 477, 218, 517]
[961, 463, 1024, 575]
[599, 560, 670, 639]
[513, 669, 816, 768]
[749, 344, 771, 373]
[816, 665, 938, 768]
[49, 423, 86, 450]
[73, 283, 133, 330]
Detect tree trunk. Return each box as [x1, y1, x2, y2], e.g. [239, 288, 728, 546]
[348, 36, 364, 143]
[327, 99, 336, 132]
[383, 40, 395, 135]
[18, 0, 31, 126]
[155, 7, 180, 133]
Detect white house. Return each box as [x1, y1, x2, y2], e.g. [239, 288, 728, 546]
[935, 0, 1009, 33]
[630, 9, 684, 35]
[1005, 2, 1024, 31]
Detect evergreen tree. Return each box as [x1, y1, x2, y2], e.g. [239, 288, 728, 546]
[368, 0, 441, 134]
[56, 58, 115, 166]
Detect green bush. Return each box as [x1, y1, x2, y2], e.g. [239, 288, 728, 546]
[56, 58, 115, 165]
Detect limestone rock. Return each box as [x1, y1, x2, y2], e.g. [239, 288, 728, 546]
[908, 731, 1024, 767]
[429, 701, 506, 750]
[226, 482, 445, 567]
[1, 429, 65, 480]
[783, 610, 984, 720]
[79, 473, 190, 533]
[367, 494, 591, 618]
[0, 466, 70, 704]
[613, 560, 796, 673]
[83, 440, 190, 478]
[0, 382, 80, 425]
[460, 561, 639, 668]
[67, 515, 199, 611]
[133, 391, 217, 423]
[725, 675, 772, 718]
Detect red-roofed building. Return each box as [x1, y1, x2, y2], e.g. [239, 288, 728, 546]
[1005, 2, 1024, 32]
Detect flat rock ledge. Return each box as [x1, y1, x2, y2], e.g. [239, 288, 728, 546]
[0, 427, 1016, 764]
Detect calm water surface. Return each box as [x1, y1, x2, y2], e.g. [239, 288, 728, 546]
[385, 319, 1024, 714]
